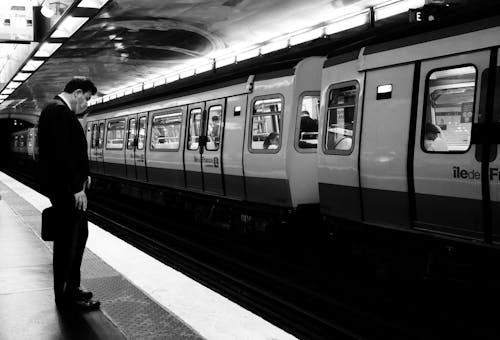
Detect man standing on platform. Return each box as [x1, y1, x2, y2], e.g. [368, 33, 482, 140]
[38, 76, 100, 311]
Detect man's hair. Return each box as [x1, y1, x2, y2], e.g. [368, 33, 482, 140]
[63, 76, 97, 95]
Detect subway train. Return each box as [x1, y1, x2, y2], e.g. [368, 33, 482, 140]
[11, 16, 500, 247]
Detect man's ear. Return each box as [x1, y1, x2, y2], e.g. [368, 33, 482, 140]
[74, 89, 83, 97]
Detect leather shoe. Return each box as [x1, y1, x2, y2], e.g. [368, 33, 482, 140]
[71, 287, 93, 301]
[57, 298, 101, 312]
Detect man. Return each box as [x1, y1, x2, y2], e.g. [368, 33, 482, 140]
[299, 111, 318, 133]
[38, 77, 100, 311]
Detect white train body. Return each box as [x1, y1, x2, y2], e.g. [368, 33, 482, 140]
[13, 15, 500, 245]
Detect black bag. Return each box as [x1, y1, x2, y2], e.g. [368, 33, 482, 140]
[41, 207, 57, 241]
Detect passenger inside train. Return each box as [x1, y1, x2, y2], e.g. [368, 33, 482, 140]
[263, 132, 280, 149]
[424, 122, 449, 152]
[299, 110, 318, 149]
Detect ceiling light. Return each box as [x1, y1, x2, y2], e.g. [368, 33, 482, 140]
[78, 0, 109, 9]
[375, 0, 426, 21]
[7, 81, 22, 89]
[216, 56, 236, 69]
[51, 16, 89, 38]
[22, 60, 44, 72]
[324, 10, 370, 35]
[260, 40, 288, 55]
[195, 63, 213, 74]
[41, 3, 55, 18]
[236, 48, 260, 62]
[290, 28, 324, 46]
[34, 43, 62, 58]
[2, 89, 14, 95]
[180, 69, 195, 79]
[0, 95, 7, 100]
[166, 74, 180, 83]
[13, 73, 31, 81]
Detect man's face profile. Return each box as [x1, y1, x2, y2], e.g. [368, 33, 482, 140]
[73, 89, 92, 115]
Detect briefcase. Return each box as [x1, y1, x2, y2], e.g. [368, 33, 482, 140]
[41, 207, 57, 241]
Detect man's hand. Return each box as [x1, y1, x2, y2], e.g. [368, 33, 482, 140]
[74, 190, 87, 211]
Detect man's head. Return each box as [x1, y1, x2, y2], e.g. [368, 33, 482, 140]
[62, 77, 97, 115]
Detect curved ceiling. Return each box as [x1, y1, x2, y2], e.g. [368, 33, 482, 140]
[0, 0, 379, 119]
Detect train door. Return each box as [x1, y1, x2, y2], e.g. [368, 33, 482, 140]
[223, 95, 248, 200]
[124, 115, 137, 179]
[412, 51, 490, 240]
[95, 120, 105, 173]
[135, 113, 148, 181]
[184, 103, 205, 190]
[202, 99, 225, 195]
[361, 64, 415, 227]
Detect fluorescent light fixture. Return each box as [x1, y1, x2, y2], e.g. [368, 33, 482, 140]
[88, 98, 96, 106]
[103, 95, 110, 102]
[34, 43, 63, 58]
[290, 28, 324, 46]
[124, 88, 133, 95]
[7, 81, 21, 89]
[324, 10, 370, 35]
[22, 60, 44, 72]
[153, 78, 166, 87]
[78, 0, 109, 9]
[116, 91, 124, 98]
[14, 72, 31, 81]
[132, 85, 143, 93]
[0, 95, 7, 100]
[51, 16, 89, 38]
[236, 48, 260, 62]
[2, 88, 14, 95]
[375, 0, 425, 21]
[166, 74, 180, 83]
[216, 56, 236, 69]
[195, 63, 213, 74]
[180, 69, 195, 79]
[260, 39, 288, 55]
[144, 81, 154, 90]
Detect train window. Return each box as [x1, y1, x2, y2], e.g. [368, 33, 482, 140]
[151, 111, 182, 151]
[297, 93, 320, 151]
[98, 122, 105, 149]
[422, 65, 476, 153]
[250, 96, 282, 152]
[187, 108, 202, 150]
[106, 120, 125, 150]
[206, 105, 222, 151]
[324, 82, 358, 154]
[91, 123, 98, 148]
[137, 117, 147, 150]
[127, 118, 136, 150]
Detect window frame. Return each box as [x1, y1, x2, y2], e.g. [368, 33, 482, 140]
[248, 94, 284, 154]
[420, 63, 478, 154]
[205, 104, 223, 151]
[295, 91, 320, 153]
[322, 80, 359, 156]
[149, 108, 184, 152]
[186, 107, 203, 151]
[126, 117, 136, 150]
[137, 116, 147, 151]
[97, 122, 105, 149]
[105, 118, 126, 150]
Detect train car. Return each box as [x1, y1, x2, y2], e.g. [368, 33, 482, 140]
[318, 16, 500, 245]
[86, 57, 324, 229]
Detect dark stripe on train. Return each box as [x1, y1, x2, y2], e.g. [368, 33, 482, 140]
[320, 183, 491, 241]
[364, 15, 500, 56]
[245, 176, 291, 207]
[323, 50, 360, 68]
[319, 183, 361, 221]
[148, 167, 185, 189]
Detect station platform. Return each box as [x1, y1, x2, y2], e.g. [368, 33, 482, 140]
[0, 171, 297, 340]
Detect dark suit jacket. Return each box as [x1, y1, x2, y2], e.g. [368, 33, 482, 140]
[38, 96, 89, 204]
